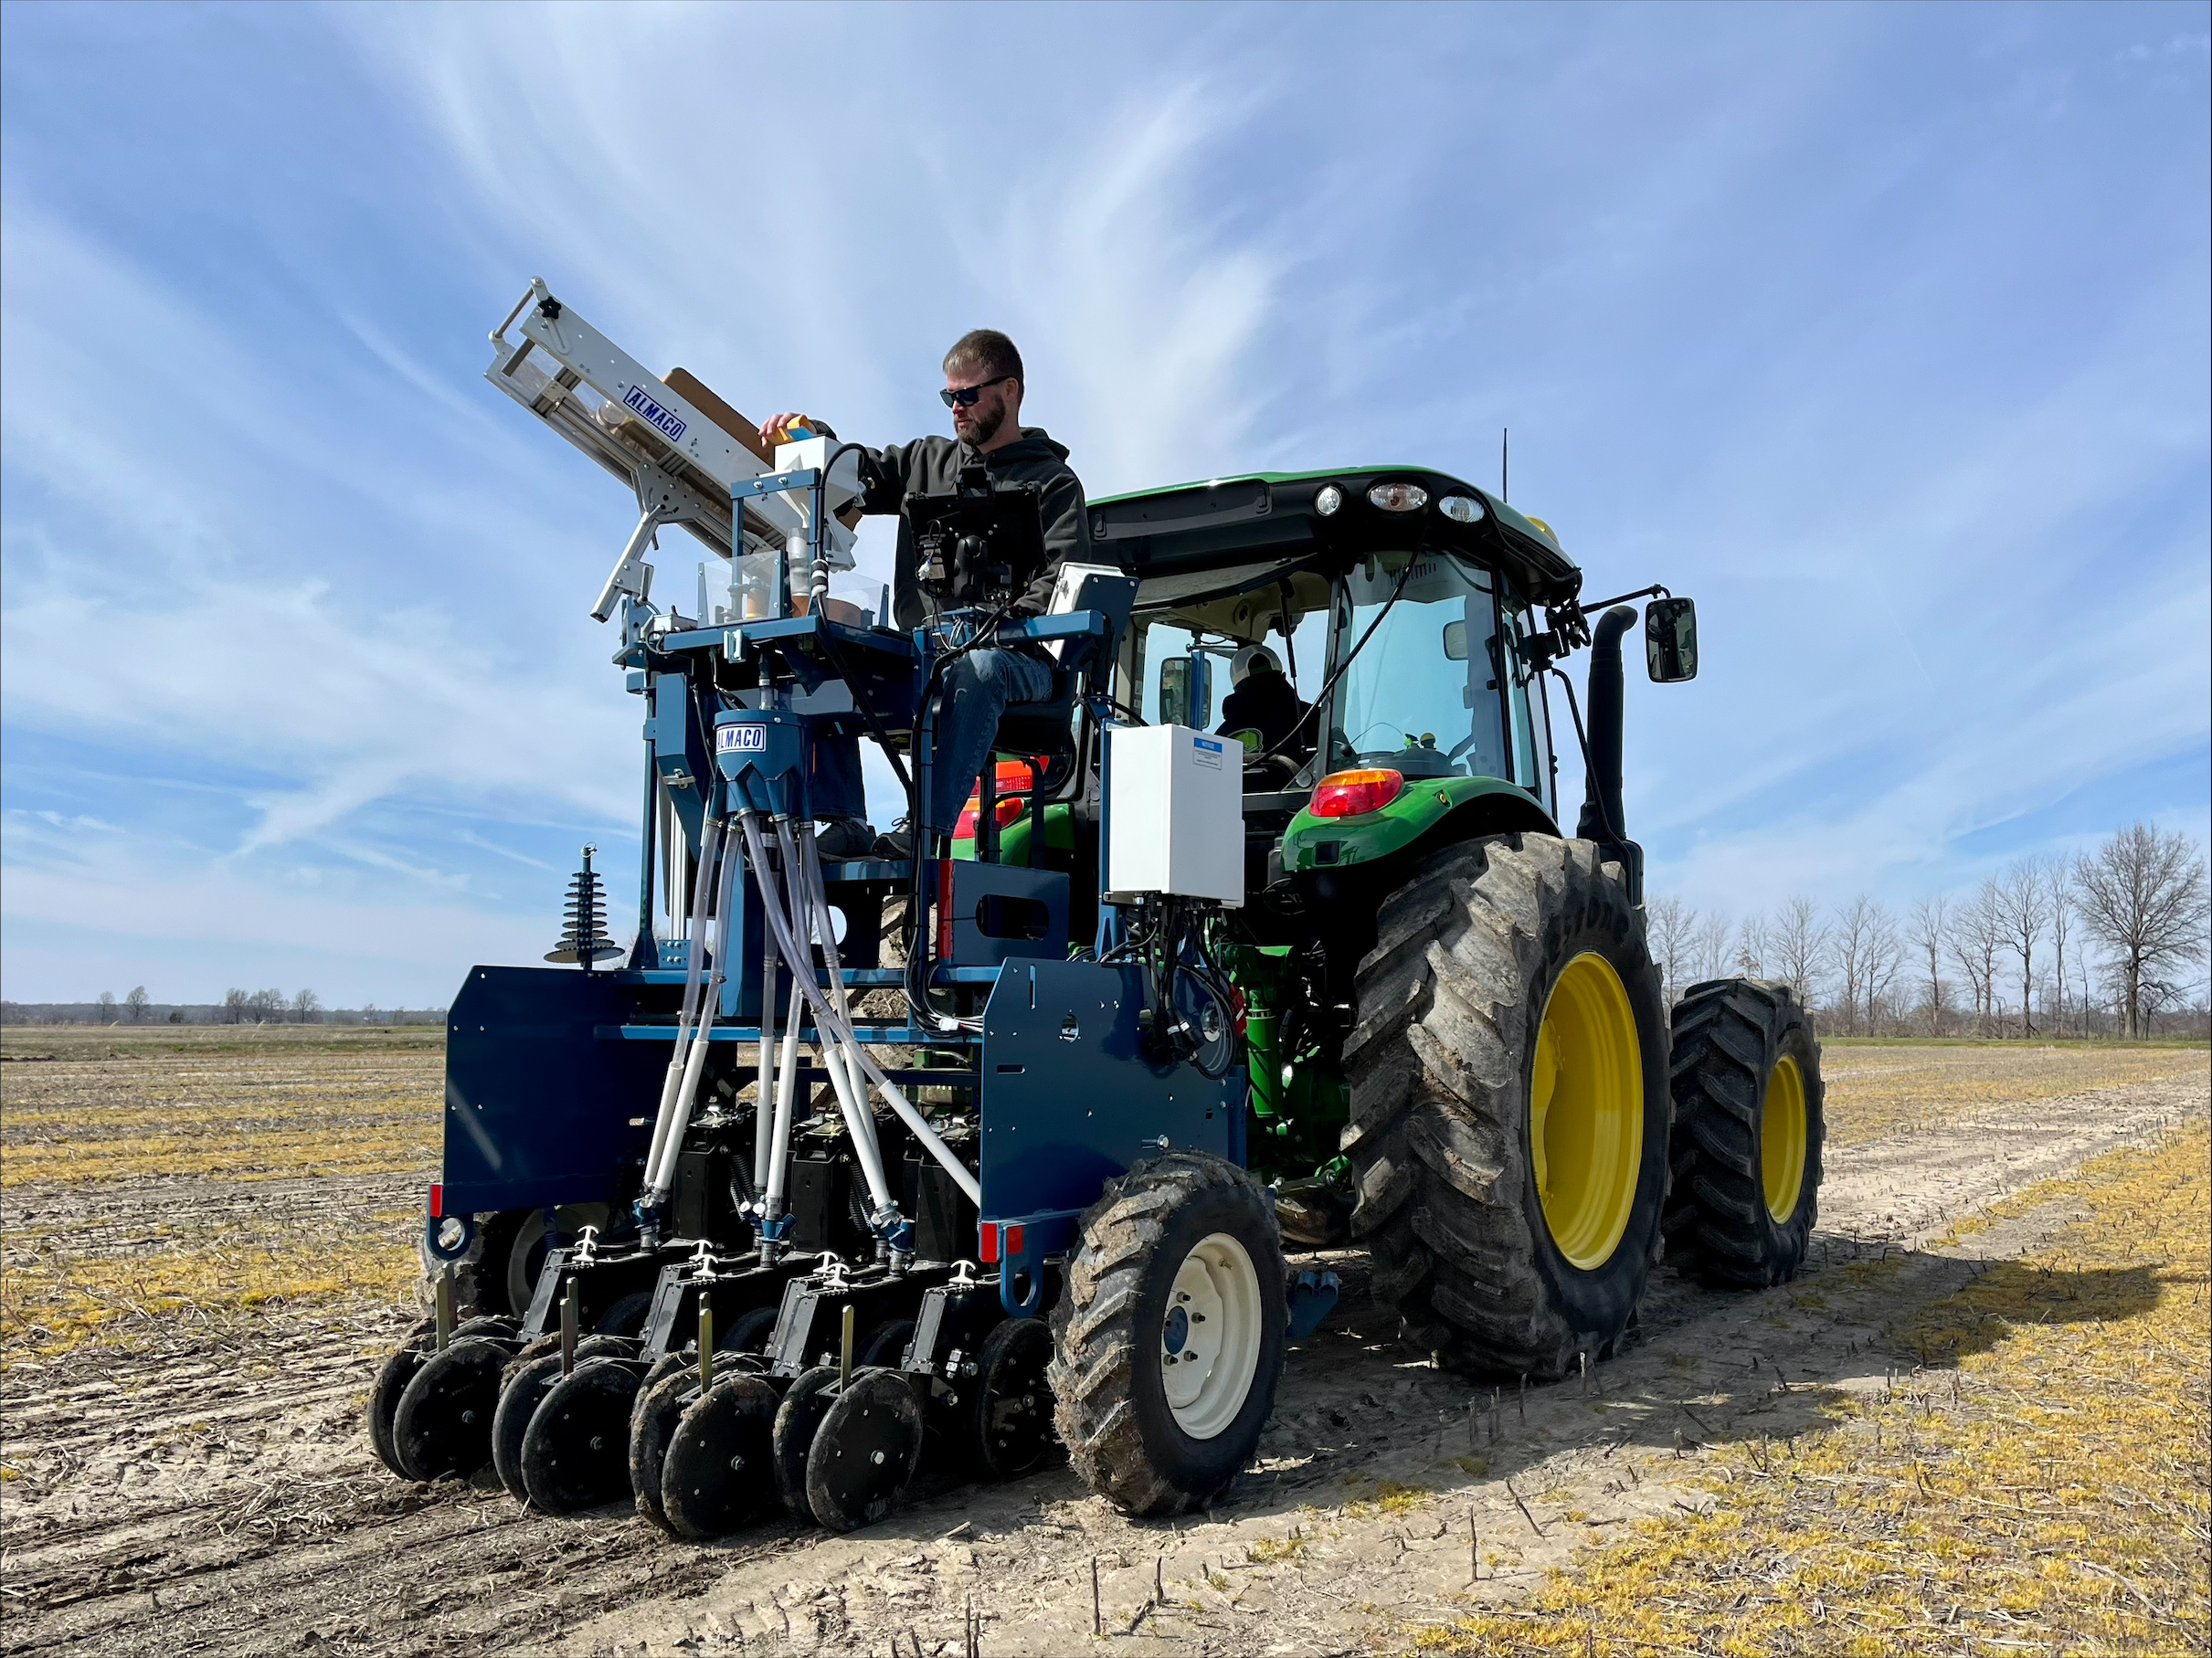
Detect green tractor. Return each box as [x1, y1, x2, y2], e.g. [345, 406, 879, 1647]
[962, 465, 1826, 1385]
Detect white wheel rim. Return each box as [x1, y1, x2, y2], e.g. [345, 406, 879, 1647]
[1160, 1232, 1262, 1440]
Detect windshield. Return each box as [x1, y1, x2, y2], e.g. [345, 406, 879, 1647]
[1325, 550, 1524, 790]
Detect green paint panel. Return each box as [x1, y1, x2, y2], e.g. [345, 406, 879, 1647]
[1282, 775, 1555, 871]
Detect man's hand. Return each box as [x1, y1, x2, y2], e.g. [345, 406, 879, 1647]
[758, 412, 825, 447]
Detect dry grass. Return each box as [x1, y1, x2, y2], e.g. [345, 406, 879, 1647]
[1417, 1120, 2212, 1657]
[0, 1026, 439, 1363]
[1819, 1042, 2207, 1148]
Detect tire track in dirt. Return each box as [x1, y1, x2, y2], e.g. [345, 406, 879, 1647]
[1, 1061, 2201, 1657]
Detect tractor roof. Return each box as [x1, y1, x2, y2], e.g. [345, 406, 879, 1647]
[1089, 466, 1583, 610]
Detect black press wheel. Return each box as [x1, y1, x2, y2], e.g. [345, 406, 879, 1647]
[1048, 1151, 1286, 1515]
[518, 1360, 641, 1513]
[805, 1369, 925, 1533]
[771, 1367, 842, 1521]
[964, 1315, 1056, 1480]
[1666, 978, 1826, 1288]
[661, 1373, 781, 1540]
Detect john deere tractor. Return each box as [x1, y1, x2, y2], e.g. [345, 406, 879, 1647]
[370, 285, 1822, 1536]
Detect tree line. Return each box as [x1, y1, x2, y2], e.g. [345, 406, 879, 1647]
[2, 991, 440, 1027]
[1649, 821, 2210, 1040]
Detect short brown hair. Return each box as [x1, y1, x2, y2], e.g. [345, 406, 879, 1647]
[943, 329, 1023, 388]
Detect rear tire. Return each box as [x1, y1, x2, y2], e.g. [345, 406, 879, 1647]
[1665, 979, 1824, 1288]
[1341, 833, 1669, 1379]
[1048, 1152, 1286, 1516]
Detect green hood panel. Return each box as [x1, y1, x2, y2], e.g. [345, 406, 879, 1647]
[1283, 775, 1557, 871]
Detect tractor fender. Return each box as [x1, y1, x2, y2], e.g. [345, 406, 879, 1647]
[1281, 776, 1556, 874]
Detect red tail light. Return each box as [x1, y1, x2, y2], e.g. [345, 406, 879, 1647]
[428, 1182, 444, 1219]
[954, 760, 1036, 839]
[1309, 768, 1405, 818]
[937, 859, 955, 960]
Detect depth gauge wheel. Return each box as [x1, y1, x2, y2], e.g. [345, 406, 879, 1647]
[1048, 1151, 1285, 1516]
[1665, 978, 1825, 1288]
[1341, 833, 1670, 1379]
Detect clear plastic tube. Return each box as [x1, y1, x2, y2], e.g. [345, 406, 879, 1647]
[642, 816, 723, 1197]
[651, 825, 740, 1198]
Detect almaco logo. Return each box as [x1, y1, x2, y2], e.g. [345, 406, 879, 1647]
[718, 723, 768, 753]
[623, 384, 687, 443]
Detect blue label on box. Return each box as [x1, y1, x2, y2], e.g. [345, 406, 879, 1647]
[1191, 734, 1224, 769]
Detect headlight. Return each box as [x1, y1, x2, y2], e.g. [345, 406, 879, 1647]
[1438, 494, 1485, 524]
[1367, 482, 1427, 513]
[1314, 483, 1344, 516]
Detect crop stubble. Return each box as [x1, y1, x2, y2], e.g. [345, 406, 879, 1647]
[0, 1026, 2203, 1657]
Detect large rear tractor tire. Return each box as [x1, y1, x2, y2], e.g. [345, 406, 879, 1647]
[1049, 1152, 1286, 1515]
[1664, 979, 1825, 1288]
[1342, 833, 1670, 1380]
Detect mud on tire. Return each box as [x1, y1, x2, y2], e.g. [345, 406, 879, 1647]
[1341, 833, 1670, 1380]
[1664, 978, 1825, 1288]
[1048, 1152, 1286, 1516]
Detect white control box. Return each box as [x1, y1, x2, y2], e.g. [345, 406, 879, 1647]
[1106, 724, 1244, 905]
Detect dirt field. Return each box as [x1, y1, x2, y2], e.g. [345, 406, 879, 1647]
[1, 1029, 2204, 1657]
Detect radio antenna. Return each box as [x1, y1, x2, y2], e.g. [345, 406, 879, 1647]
[1501, 427, 1509, 503]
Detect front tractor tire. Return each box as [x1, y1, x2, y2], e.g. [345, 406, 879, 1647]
[1343, 833, 1670, 1380]
[1050, 1152, 1286, 1515]
[1665, 979, 1825, 1288]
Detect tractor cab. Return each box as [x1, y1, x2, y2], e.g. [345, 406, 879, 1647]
[1094, 468, 1581, 907]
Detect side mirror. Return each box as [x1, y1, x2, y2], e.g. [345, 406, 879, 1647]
[1646, 597, 1698, 683]
[1159, 651, 1213, 727]
[1442, 619, 1469, 661]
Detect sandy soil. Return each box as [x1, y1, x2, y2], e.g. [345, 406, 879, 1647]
[1, 1043, 2203, 1658]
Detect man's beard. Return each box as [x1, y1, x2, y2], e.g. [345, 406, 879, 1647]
[961, 399, 1007, 449]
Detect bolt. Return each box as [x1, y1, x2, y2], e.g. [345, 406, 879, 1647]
[873, 1450, 886, 1465]
[460, 1410, 476, 1426]
[589, 1436, 604, 1451]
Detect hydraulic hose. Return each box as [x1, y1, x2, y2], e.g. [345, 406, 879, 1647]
[763, 977, 804, 1230]
[738, 812, 895, 1218]
[738, 812, 982, 1209]
[787, 822, 984, 1209]
[648, 825, 741, 1200]
[641, 816, 725, 1202]
[755, 871, 779, 1195]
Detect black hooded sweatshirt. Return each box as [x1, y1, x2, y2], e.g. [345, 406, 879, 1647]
[857, 427, 1100, 629]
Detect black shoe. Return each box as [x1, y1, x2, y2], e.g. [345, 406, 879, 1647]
[814, 818, 876, 861]
[871, 821, 914, 861]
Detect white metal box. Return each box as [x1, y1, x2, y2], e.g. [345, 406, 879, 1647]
[1106, 724, 1244, 905]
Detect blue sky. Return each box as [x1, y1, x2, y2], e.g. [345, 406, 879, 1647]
[2, 3, 2206, 1008]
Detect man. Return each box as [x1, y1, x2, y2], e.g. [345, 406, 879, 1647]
[1215, 643, 1310, 755]
[762, 330, 1097, 860]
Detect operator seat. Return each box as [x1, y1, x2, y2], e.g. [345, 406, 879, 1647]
[990, 572, 1138, 794]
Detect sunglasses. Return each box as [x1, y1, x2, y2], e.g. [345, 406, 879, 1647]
[939, 377, 1011, 408]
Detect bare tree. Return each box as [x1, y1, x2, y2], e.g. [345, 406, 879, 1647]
[97, 990, 118, 1024]
[1948, 881, 2005, 1037]
[222, 987, 249, 1025]
[2044, 859, 2073, 1036]
[1693, 910, 1733, 985]
[1734, 913, 1770, 977]
[291, 987, 322, 1024]
[2073, 823, 2211, 1038]
[1865, 903, 1903, 1033]
[1770, 897, 1828, 1016]
[1830, 897, 1879, 1036]
[1908, 895, 1949, 1035]
[244, 987, 286, 1023]
[124, 986, 150, 1023]
[1646, 895, 1694, 1007]
[1993, 860, 2051, 1039]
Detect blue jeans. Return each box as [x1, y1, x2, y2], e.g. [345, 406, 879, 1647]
[925, 648, 1055, 833]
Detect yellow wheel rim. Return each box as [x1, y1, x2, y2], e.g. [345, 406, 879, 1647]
[1762, 1053, 1808, 1223]
[1529, 953, 1645, 1270]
